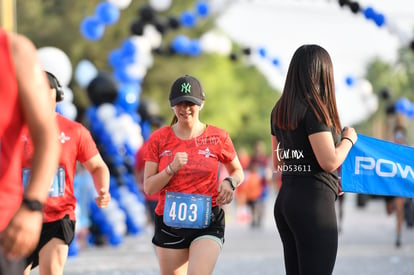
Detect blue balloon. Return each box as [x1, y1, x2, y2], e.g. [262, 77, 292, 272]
[395, 97, 411, 114]
[108, 49, 124, 68]
[108, 49, 134, 71]
[113, 68, 134, 83]
[112, 155, 124, 167]
[345, 76, 355, 87]
[374, 13, 386, 27]
[121, 38, 137, 58]
[141, 120, 151, 141]
[130, 112, 141, 124]
[109, 232, 123, 246]
[95, 1, 120, 25]
[125, 217, 140, 235]
[180, 11, 197, 28]
[85, 106, 97, 120]
[87, 234, 96, 246]
[115, 84, 140, 112]
[363, 7, 375, 20]
[91, 208, 106, 225]
[196, 1, 210, 17]
[407, 103, 414, 118]
[80, 16, 105, 41]
[68, 239, 80, 256]
[75, 59, 98, 88]
[188, 40, 202, 56]
[171, 35, 191, 54]
[258, 47, 267, 58]
[272, 58, 280, 67]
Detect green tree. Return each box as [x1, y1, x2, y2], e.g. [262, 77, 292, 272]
[361, 45, 414, 143]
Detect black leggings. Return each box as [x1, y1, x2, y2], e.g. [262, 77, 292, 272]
[274, 177, 338, 275]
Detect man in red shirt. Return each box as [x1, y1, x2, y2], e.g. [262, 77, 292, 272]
[0, 29, 61, 274]
[22, 72, 111, 275]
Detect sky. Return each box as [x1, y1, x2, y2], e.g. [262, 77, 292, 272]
[214, 0, 414, 126]
[216, 0, 414, 82]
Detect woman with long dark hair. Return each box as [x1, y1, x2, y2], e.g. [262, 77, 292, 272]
[271, 44, 357, 275]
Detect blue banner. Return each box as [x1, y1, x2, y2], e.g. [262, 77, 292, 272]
[341, 134, 414, 197]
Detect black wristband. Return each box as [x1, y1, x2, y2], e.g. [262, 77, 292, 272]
[224, 177, 236, 190]
[22, 197, 44, 212]
[341, 137, 354, 146]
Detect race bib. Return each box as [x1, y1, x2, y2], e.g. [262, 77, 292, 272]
[163, 192, 212, 229]
[22, 166, 65, 197]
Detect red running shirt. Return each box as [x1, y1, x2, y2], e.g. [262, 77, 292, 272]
[145, 125, 237, 216]
[22, 114, 99, 222]
[0, 29, 25, 231]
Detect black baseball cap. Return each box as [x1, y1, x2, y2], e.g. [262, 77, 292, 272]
[169, 75, 205, 107]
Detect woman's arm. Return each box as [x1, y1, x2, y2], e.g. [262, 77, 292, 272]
[143, 161, 171, 195]
[223, 156, 245, 188]
[143, 152, 189, 195]
[216, 156, 245, 205]
[308, 128, 357, 172]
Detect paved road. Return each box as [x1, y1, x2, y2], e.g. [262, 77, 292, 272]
[31, 192, 414, 274]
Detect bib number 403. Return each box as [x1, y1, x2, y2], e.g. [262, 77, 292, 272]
[163, 192, 212, 229]
[168, 201, 198, 222]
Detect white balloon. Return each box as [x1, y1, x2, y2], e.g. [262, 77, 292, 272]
[104, 117, 118, 134]
[113, 222, 127, 236]
[356, 79, 373, 97]
[130, 35, 152, 54]
[126, 63, 147, 80]
[62, 86, 74, 103]
[365, 95, 379, 113]
[143, 24, 162, 49]
[126, 123, 142, 138]
[74, 59, 98, 88]
[107, 0, 132, 10]
[97, 103, 117, 122]
[208, 0, 227, 14]
[37, 47, 72, 87]
[138, 52, 154, 69]
[57, 102, 77, 121]
[111, 130, 125, 147]
[127, 134, 143, 152]
[200, 30, 232, 55]
[104, 199, 118, 211]
[149, 0, 172, 12]
[118, 113, 135, 128]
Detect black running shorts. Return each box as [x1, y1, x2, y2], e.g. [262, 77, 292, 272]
[26, 215, 75, 269]
[152, 206, 225, 249]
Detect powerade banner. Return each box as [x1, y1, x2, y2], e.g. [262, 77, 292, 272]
[341, 134, 414, 197]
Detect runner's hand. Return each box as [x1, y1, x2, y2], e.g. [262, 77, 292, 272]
[216, 180, 234, 205]
[170, 152, 188, 172]
[95, 188, 111, 208]
[0, 206, 42, 260]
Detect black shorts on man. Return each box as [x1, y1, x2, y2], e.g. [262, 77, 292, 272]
[25, 215, 75, 269]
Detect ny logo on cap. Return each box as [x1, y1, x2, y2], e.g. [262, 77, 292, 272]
[181, 82, 191, 94]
